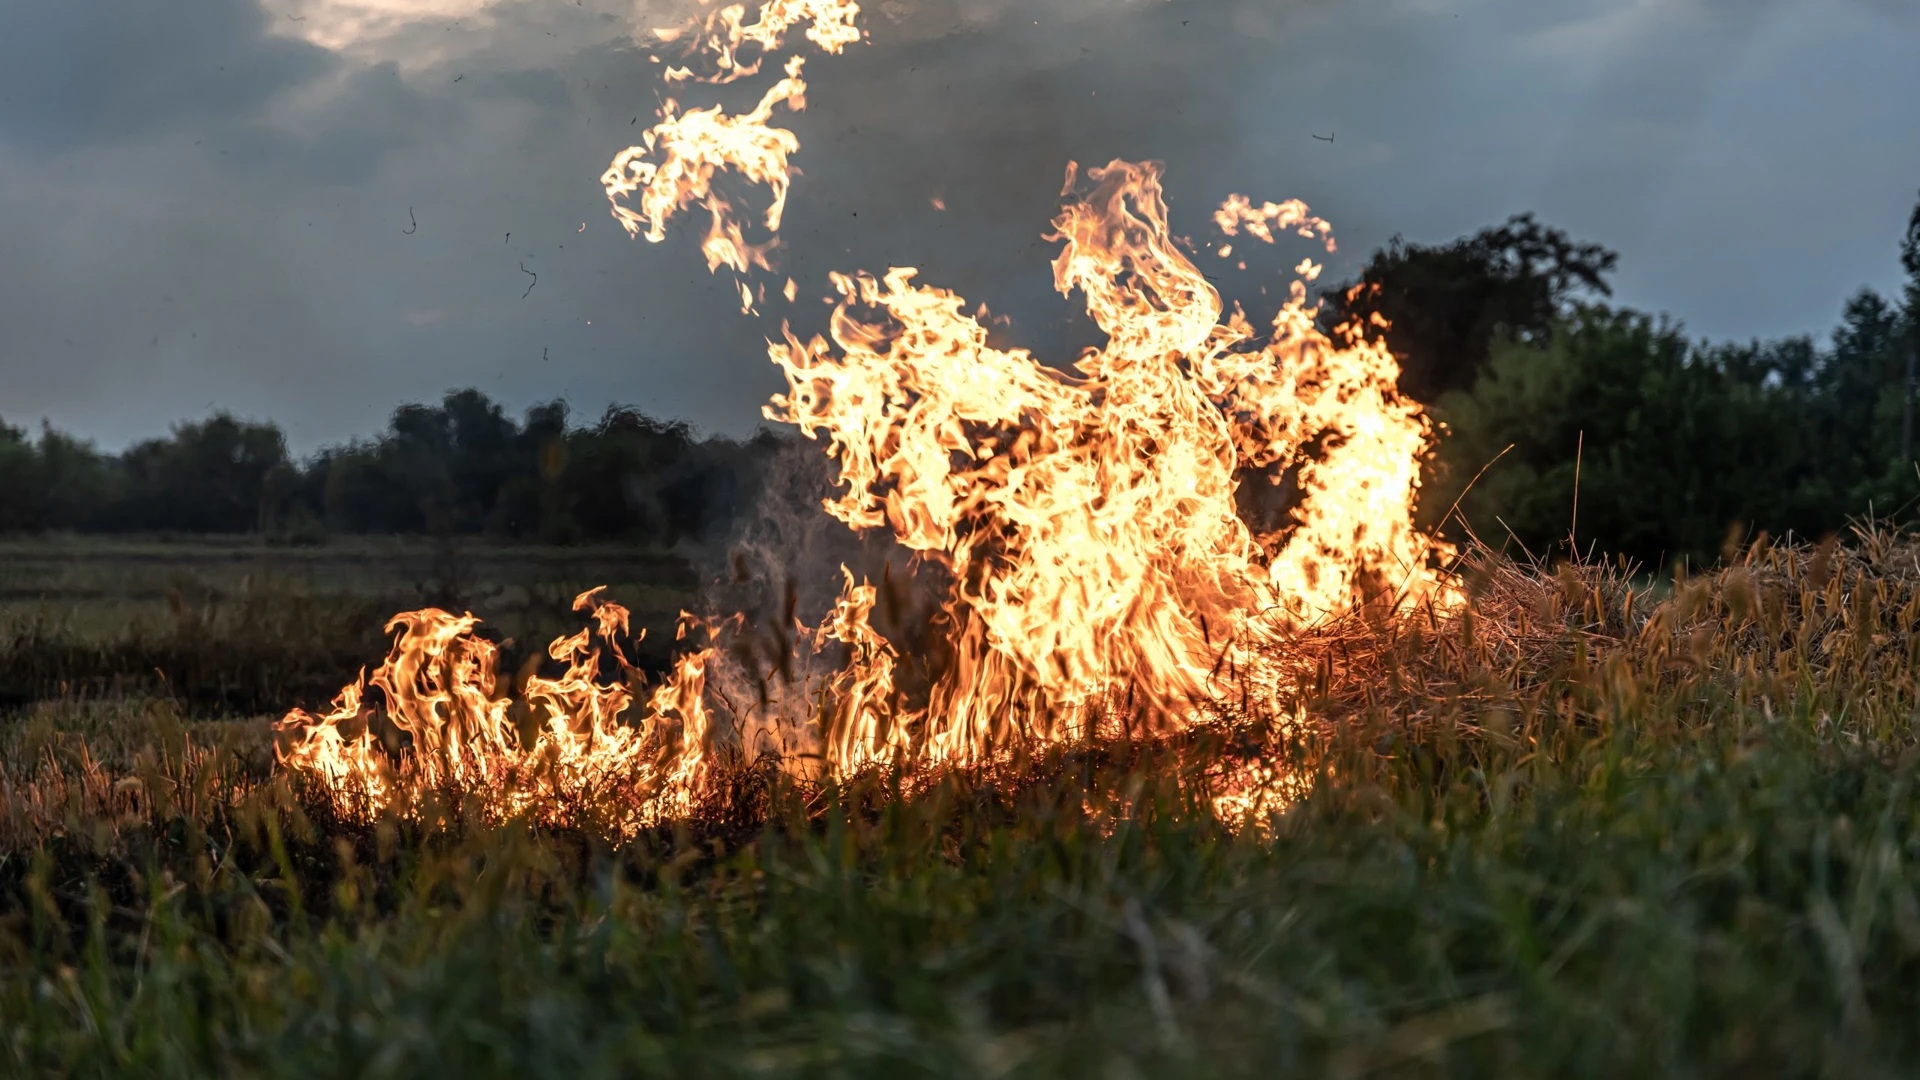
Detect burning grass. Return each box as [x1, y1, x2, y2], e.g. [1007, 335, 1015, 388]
[9, 12, 1916, 1067]
[7, 534, 1920, 1075]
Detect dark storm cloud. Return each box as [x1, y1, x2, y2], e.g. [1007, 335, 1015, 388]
[469, 69, 575, 111]
[0, 0, 334, 150]
[0, 0, 1916, 452]
[227, 62, 448, 186]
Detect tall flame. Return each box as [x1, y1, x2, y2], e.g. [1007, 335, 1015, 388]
[277, 0, 1456, 830]
[763, 159, 1452, 770]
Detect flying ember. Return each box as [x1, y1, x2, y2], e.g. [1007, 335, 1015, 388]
[274, 0, 1459, 833]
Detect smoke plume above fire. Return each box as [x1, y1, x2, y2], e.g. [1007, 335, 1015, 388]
[275, 0, 1458, 833]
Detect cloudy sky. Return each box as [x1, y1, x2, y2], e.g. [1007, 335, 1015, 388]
[2, 0, 1917, 452]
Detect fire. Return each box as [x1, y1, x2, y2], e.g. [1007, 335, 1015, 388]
[276, 0, 1457, 831]
[656, 0, 863, 85]
[762, 157, 1452, 770]
[600, 54, 809, 282]
[275, 588, 718, 832]
[600, 0, 865, 298]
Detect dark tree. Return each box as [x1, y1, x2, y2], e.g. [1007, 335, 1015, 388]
[442, 388, 518, 530]
[116, 414, 288, 533]
[0, 422, 46, 532]
[500, 401, 572, 540]
[1904, 188, 1920, 303]
[554, 407, 696, 542]
[1325, 214, 1619, 401]
[38, 425, 118, 530]
[1900, 189, 1920, 461]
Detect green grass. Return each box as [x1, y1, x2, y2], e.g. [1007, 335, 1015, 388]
[5, 534, 1920, 1076]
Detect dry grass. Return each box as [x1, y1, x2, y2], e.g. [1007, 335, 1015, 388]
[4, 533, 1920, 1076]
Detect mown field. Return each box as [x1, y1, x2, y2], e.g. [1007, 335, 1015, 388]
[0, 536, 703, 714]
[6, 532, 1920, 1076]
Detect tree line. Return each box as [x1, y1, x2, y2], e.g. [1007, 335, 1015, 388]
[0, 392, 779, 547]
[1333, 191, 1920, 569]
[2, 190, 1916, 565]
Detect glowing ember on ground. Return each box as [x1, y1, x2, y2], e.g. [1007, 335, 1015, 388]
[276, 0, 1457, 833]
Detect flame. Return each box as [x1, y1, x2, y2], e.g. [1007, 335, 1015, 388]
[764, 160, 1453, 770]
[278, 0, 1457, 831]
[1208, 746, 1313, 834]
[600, 0, 864, 289]
[275, 589, 717, 833]
[658, 0, 863, 84]
[1212, 193, 1335, 249]
[599, 54, 810, 279]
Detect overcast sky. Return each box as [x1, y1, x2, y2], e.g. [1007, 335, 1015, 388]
[2, 0, 1917, 453]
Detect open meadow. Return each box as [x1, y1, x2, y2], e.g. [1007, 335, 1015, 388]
[0, 536, 703, 716]
[6, 531, 1920, 1077]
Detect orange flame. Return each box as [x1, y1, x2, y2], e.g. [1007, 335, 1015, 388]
[658, 0, 863, 85]
[275, 589, 717, 833]
[600, 54, 810, 282]
[279, 0, 1456, 830]
[765, 160, 1453, 771]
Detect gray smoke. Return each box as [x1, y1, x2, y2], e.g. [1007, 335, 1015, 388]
[693, 433, 950, 763]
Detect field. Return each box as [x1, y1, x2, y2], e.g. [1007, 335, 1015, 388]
[7, 531, 1920, 1077]
[0, 536, 703, 715]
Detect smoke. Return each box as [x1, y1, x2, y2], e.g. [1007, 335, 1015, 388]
[704, 435, 890, 627]
[696, 434, 952, 760]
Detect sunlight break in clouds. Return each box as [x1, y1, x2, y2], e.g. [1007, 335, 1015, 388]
[260, 0, 1206, 70]
[261, 0, 700, 66]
